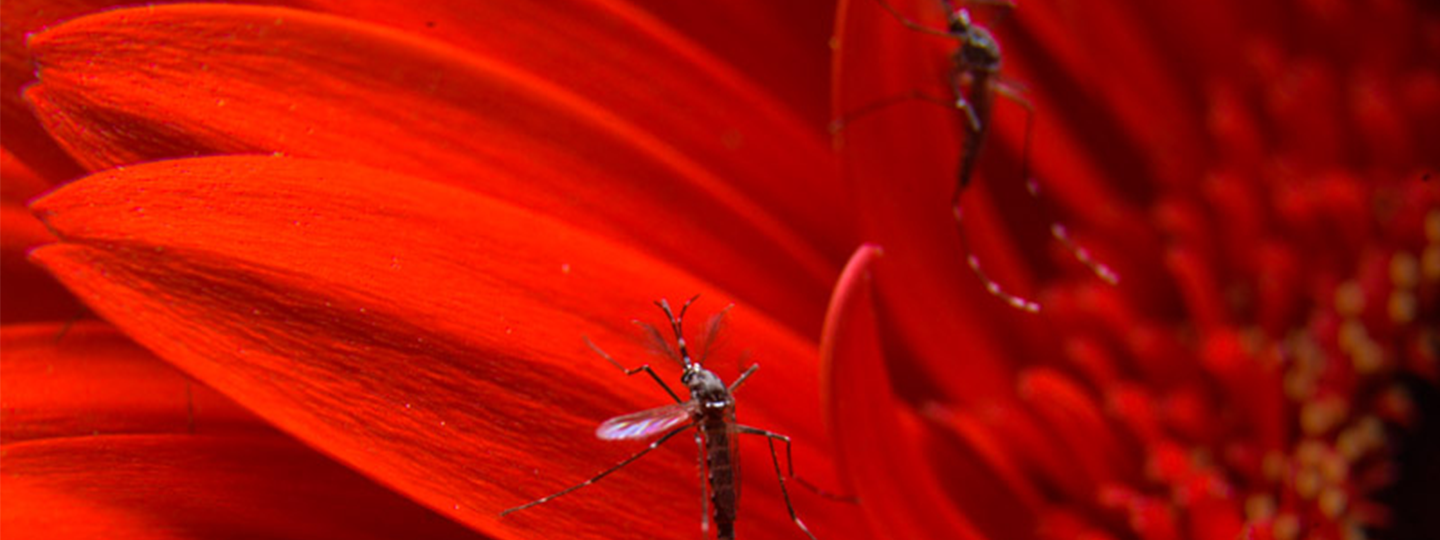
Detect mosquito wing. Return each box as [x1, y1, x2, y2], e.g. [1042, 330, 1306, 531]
[696, 305, 733, 365]
[634, 320, 683, 366]
[596, 401, 696, 441]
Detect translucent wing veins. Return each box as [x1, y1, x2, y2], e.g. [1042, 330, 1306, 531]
[596, 401, 697, 440]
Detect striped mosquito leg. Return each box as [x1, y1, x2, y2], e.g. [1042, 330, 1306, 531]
[953, 204, 1043, 313]
[50, 307, 89, 344]
[736, 426, 821, 540]
[1026, 179, 1121, 286]
[697, 430, 711, 539]
[738, 427, 857, 502]
[585, 336, 683, 404]
[499, 423, 694, 516]
[994, 80, 1120, 288]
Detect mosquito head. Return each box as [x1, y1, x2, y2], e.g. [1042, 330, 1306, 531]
[948, 5, 973, 34]
[654, 295, 700, 369]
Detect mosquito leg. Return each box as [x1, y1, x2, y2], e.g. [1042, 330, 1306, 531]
[727, 364, 761, 394]
[735, 427, 822, 540]
[988, 79, 1120, 286]
[500, 423, 695, 516]
[697, 430, 711, 539]
[50, 307, 89, 344]
[737, 426, 859, 503]
[872, 0, 966, 39]
[953, 93, 982, 135]
[829, 90, 953, 136]
[953, 152, 1044, 313]
[585, 336, 683, 403]
[990, 77, 1034, 187]
[956, 0, 1016, 10]
[185, 379, 196, 434]
[957, 229, 1042, 313]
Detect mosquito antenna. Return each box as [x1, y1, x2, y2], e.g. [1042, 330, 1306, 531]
[654, 295, 700, 368]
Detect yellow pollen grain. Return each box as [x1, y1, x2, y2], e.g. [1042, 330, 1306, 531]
[1273, 513, 1301, 540]
[1336, 418, 1382, 462]
[1263, 451, 1289, 483]
[1284, 369, 1315, 401]
[1343, 520, 1369, 540]
[1390, 252, 1420, 288]
[1319, 486, 1348, 518]
[1301, 397, 1348, 436]
[1389, 290, 1417, 324]
[1245, 493, 1277, 520]
[1335, 281, 1365, 316]
[1295, 467, 1322, 499]
[1351, 339, 1385, 375]
[1423, 244, 1440, 282]
[1336, 428, 1363, 461]
[1357, 416, 1384, 444]
[1319, 450, 1348, 484]
[1291, 334, 1324, 369]
[1337, 319, 1367, 353]
[1296, 439, 1326, 467]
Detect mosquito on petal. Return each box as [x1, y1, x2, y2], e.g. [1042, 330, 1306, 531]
[854, 0, 1119, 312]
[501, 296, 828, 540]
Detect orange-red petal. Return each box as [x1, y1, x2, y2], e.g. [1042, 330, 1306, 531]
[820, 244, 983, 540]
[1, 321, 267, 444]
[1, 434, 489, 540]
[25, 4, 844, 331]
[29, 155, 845, 539]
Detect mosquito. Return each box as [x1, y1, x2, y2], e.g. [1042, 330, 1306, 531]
[850, 0, 1119, 312]
[500, 296, 824, 540]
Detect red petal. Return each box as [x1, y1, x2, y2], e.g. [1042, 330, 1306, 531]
[919, 404, 1045, 539]
[0, 434, 488, 540]
[26, 4, 844, 330]
[1, 147, 49, 202]
[6, 0, 837, 138]
[0, 0, 91, 183]
[623, 0, 836, 127]
[2, 168, 82, 321]
[1016, 368, 1135, 490]
[29, 156, 845, 539]
[820, 244, 984, 540]
[311, 0, 841, 158]
[1012, 0, 1209, 191]
[1, 321, 266, 444]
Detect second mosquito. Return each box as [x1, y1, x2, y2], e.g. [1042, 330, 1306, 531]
[501, 296, 821, 540]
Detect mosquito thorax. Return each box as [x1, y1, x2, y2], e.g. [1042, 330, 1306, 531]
[961, 26, 1001, 72]
[686, 368, 730, 406]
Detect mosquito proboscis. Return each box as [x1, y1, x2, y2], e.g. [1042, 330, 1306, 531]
[500, 296, 839, 539]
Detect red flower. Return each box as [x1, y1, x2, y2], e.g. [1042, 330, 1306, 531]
[2, 2, 859, 539]
[828, 0, 1438, 539]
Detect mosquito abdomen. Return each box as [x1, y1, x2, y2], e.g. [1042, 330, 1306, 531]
[702, 412, 738, 539]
